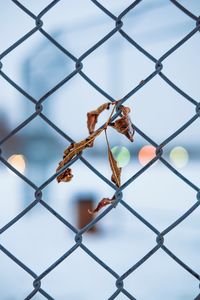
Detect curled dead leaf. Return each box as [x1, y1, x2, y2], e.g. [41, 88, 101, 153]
[121, 106, 131, 115]
[87, 102, 112, 134]
[111, 168, 121, 186]
[105, 130, 121, 187]
[56, 128, 103, 182]
[56, 101, 133, 192]
[88, 196, 115, 214]
[109, 105, 134, 142]
[57, 168, 73, 183]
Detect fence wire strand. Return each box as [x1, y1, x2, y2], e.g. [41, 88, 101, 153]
[0, 0, 200, 299]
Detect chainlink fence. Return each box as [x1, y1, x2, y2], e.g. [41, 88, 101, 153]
[0, 0, 200, 299]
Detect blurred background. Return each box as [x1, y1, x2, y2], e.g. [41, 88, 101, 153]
[0, 0, 200, 299]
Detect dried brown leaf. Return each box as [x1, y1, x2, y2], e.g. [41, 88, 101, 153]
[56, 128, 103, 182]
[105, 130, 121, 187]
[87, 102, 111, 134]
[111, 168, 121, 186]
[57, 168, 73, 183]
[88, 196, 115, 214]
[109, 105, 134, 142]
[121, 105, 131, 115]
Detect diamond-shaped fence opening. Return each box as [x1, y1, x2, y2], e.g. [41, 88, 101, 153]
[0, 1, 200, 299]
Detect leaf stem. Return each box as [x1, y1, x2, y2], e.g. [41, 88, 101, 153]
[104, 102, 117, 130]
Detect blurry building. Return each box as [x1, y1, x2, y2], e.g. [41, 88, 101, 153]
[21, 30, 69, 205]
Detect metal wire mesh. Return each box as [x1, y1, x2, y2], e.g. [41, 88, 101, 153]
[0, 0, 200, 299]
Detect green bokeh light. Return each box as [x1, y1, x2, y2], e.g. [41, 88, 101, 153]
[111, 146, 131, 168]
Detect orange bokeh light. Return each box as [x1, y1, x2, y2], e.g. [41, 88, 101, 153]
[138, 145, 156, 166]
[7, 154, 26, 174]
